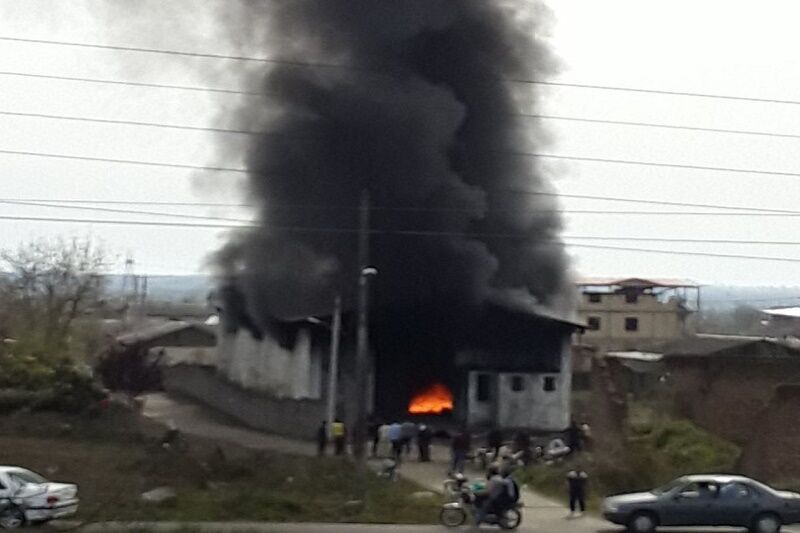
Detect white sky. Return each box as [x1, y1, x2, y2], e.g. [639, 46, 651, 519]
[1, 0, 800, 285]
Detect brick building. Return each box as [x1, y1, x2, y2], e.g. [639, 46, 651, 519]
[659, 335, 800, 445]
[576, 277, 699, 353]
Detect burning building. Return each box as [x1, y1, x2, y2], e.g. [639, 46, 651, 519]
[175, 0, 580, 436]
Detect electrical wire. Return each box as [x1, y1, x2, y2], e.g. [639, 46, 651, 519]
[6, 36, 800, 106]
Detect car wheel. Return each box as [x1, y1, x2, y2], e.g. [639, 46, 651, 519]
[751, 513, 782, 533]
[627, 511, 657, 533]
[0, 506, 25, 529]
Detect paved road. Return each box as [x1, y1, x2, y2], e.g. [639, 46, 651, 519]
[139, 394, 800, 533]
[77, 521, 800, 532]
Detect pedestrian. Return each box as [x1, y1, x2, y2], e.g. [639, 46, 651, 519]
[450, 427, 471, 474]
[332, 418, 346, 456]
[513, 430, 532, 465]
[417, 424, 432, 462]
[580, 421, 592, 451]
[487, 427, 503, 461]
[368, 417, 381, 458]
[316, 420, 328, 456]
[378, 422, 391, 457]
[401, 420, 416, 456]
[567, 419, 583, 454]
[566, 466, 589, 518]
[388, 421, 403, 461]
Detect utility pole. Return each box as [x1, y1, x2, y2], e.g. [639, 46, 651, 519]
[326, 295, 342, 435]
[353, 189, 371, 461]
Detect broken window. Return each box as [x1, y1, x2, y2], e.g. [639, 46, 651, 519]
[625, 317, 639, 331]
[476, 373, 491, 403]
[543, 376, 556, 392]
[625, 291, 638, 304]
[511, 375, 525, 392]
[587, 316, 601, 331]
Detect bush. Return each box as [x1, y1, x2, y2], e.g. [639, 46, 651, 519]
[0, 351, 106, 413]
[649, 419, 740, 477]
[518, 417, 741, 509]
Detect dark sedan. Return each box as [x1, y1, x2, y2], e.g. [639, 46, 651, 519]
[602, 474, 800, 533]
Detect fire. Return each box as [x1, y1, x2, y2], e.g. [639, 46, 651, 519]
[408, 383, 453, 415]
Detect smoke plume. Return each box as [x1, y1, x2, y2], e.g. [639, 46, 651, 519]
[215, 0, 573, 332]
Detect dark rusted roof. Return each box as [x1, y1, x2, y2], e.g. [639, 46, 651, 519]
[654, 335, 800, 359]
[115, 321, 216, 347]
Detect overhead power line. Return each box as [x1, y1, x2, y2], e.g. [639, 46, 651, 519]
[2, 213, 800, 263]
[0, 70, 260, 96]
[9, 108, 800, 143]
[529, 80, 800, 106]
[0, 199, 250, 224]
[5, 36, 800, 105]
[0, 149, 248, 174]
[7, 198, 800, 221]
[0, 35, 374, 71]
[527, 153, 800, 180]
[2, 208, 800, 247]
[0, 110, 261, 136]
[7, 146, 800, 181]
[3, 191, 797, 215]
[528, 114, 800, 141]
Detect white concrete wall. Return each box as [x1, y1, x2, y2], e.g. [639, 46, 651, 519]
[217, 328, 322, 400]
[467, 371, 496, 426]
[466, 339, 572, 431]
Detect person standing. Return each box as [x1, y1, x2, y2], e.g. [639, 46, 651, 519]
[567, 419, 583, 454]
[513, 430, 532, 465]
[417, 424, 432, 462]
[368, 417, 381, 458]
[332, 418, 346, 456]
[487, 427, 503, 461]
[388, 421, 403, 461]
[401, 420, 416, 457]
[378, 422, 391, 457]
[450, 427, 471, 474]
[316, 420, 328, 457]
[566, 467, 589, 518]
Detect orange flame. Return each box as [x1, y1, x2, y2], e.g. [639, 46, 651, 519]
[408, 383, 454, 415]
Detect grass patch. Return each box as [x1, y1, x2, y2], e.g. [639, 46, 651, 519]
[517, 417, 740, 512]
[0, 416, 439, 525]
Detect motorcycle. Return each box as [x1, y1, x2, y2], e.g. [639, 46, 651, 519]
[438, 481, 523, 530]
[443, 472, 468, 501]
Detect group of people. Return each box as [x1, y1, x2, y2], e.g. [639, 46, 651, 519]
[315, 418, 435, 462]
[316, 419, 348, 456]
[374, 420, 433, 462]
[316, 417, 590, 520]
[452, 425, 590, 520]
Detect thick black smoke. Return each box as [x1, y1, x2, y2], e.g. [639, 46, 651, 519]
[215, 0, 573, 332]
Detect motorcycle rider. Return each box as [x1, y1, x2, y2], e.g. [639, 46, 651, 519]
[474, 463, 517, 526]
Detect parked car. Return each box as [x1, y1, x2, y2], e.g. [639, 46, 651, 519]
[603, 474, 800, 533]
[0, 466, 78, 528]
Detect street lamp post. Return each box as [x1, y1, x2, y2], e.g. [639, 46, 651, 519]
[325, 295, 342, 435]
[353, 189, 375, 461]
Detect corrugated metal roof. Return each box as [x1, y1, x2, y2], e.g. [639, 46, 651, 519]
[115, 321, 216, 346]
[576, 277, 699, 288]
[652, 334, 800, 358]
[606, 351, 664, 362]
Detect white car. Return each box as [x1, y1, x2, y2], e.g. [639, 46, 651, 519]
[0, 467, 78, 528]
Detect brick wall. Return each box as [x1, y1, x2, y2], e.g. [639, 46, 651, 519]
[668, 358, 800, 445]
[739, 385, 800, 482]
[162, 364, 325, 441]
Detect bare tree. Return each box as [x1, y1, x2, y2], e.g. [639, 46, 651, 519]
[0, 237, 109, 354]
